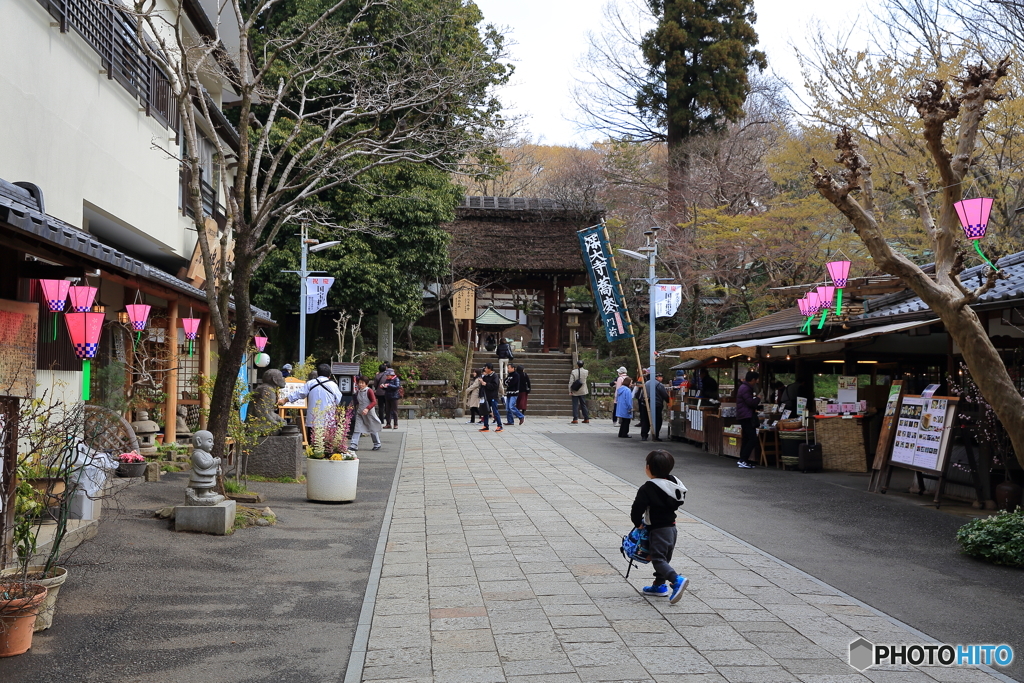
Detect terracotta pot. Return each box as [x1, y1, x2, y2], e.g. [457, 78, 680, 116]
[995, 480, 1023, 512]
[0, 583, 47, 657]
[0, 567, 67, 631]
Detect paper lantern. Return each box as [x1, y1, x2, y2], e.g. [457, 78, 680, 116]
[182, 317, 201, 357]
[68, 286, 98, 313]
[815, 286, 835, 329]
[254, 335, 268, 352]
[125, 304, 151, 332]
[826, 260, 852, 316]
[39, 279, 70, 313]
[254, 352, 270, 368]
[954, 197, 993, 240]
[65, 311, 104, 401]
[954, 197, 1000, 272]
[806, 291, 820, 313]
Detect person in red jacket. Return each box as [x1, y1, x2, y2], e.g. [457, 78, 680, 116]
[736, 371, 761, 469]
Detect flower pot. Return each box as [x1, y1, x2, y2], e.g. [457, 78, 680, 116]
[116, 462, 148, 478]
[27, 478, 66, 508]
[0, 583, 47, 657]
[0, 566, 67, 631]
[306, 457, 359, 502]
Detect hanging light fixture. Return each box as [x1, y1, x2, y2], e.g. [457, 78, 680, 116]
[815, 285, 835, 329]
[826, 260, 851, 316]
[254, 331, 268, 353]
[953, 197, 999, 272]
[182, 315, 201, 357]
[65, 311, 104, 401]
[38, 279, 70, 341]
[797, 297, 813, 334]
[68, 285, 98, 312]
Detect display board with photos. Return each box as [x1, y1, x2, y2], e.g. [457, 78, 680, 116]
[889, 394, 958, 474]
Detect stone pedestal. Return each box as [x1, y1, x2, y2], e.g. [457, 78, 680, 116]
[175, 500, 236, 535]
[244, 432, 303, 479]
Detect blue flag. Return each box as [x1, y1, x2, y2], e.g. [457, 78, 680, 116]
[578, 225, 633, 342]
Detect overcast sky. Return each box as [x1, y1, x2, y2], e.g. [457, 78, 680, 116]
[472, 0, 872, 146]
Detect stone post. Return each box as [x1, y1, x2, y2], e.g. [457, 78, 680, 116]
[378, 311, 393, 361]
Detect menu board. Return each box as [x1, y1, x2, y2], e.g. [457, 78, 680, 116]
[871, 381, 904, 472]
[889, 395, 958, 473]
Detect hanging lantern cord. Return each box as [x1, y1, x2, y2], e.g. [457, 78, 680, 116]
[973, 240, 1000, 273]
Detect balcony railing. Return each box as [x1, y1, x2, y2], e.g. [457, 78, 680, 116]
[36, 0, 180, 133]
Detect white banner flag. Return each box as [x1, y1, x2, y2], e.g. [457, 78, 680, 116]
[653, 284, 683, 318]
[305, 277, 335, 314]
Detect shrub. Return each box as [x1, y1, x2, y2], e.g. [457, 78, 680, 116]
[414, 351, 464, 387]
[956, 508, 1024, 567]
[360, 356, 385, 379]
[411, 326, 441, 351]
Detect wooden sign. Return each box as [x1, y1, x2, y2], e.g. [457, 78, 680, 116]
[0, 299, 38, 399]
[868, 380, 904, 492]
[451, 279, 476, 320]
[281, 376, 306, 409]
[879, 395, 959, 507]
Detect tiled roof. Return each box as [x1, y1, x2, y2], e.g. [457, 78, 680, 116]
[0, 178, 273, 323]
[700, 307, 808, 343]
[860, 251, 1024, 319]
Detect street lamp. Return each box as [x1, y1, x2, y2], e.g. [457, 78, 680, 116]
[283, 224, 342, 363]
[617, 226, 666, 431]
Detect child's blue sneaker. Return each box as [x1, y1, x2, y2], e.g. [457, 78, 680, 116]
[669, 576, 689, 603]
[642, 584, 669, 596]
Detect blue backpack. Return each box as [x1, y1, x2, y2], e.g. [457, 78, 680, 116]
[620, 526, 651, 578]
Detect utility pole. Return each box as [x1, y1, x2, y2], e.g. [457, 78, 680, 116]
[283, 221, 340, 363]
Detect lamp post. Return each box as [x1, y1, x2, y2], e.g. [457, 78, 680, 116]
[618, 226, 666, 434]
[284, 221, 341, 363]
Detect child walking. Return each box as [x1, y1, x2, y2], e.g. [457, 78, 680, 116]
[630, 449, 689, 603]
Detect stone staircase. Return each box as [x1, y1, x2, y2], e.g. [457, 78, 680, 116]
[513, 351, 575, 417]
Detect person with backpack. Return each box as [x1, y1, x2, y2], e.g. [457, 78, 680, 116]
[515, 365, 531, 416]
[631, 449, 689, 603]
[495, 337, 514, 378]
[382, 368, 402, 430]
[281, 363, 343, 441]
[568, 360, 590, 424]
[478, 363, 504, 432]
[503, 362, 526, 425]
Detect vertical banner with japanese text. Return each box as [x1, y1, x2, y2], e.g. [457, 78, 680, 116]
[578, 225, 633, 342]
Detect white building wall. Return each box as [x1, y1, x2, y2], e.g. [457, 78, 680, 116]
[0, 0, 185, 258]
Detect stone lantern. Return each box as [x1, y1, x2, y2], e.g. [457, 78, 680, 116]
[131, 410, 161, 455]
[565, 308, 583, 355]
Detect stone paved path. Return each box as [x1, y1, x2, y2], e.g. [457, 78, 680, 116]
[354, 419, 1009, 683]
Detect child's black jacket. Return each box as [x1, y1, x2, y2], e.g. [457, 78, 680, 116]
[630, 475, 686, 529]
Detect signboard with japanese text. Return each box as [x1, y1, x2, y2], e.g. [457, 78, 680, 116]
[653, 284, 683, 318]
[451, 279, 476, 320]
[0, 299, 38, 398]
[305, 277, 335, 314]
[577, 225, 633, 342]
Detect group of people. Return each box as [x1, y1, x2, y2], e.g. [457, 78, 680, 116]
[608, 366, 670, 441]
[464, 362, 531, 432]
[278, 362, 406, 452]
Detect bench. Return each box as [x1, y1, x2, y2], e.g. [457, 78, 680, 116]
[398, 405, 419, 420]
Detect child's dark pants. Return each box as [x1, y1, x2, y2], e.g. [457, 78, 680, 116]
[648, 526, 679, 586]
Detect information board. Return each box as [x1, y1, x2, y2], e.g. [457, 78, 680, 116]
[0, 299, 38, 398]
[280, 377, 307, 409]
[888, 395, 958, 473]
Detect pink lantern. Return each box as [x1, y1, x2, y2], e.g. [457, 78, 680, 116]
[125, 304, 151, 332]
[826, 260, 852, 288]
[65, 311, 104, 401]
[254, 335, 268, 352]
[68, 285, 98, 313]
[815, 286, 835, 309]
[954, 197, 993, 240]
[806, 291, 821, 313]
[39, 279, 70, 313]
[182, 317, 201, 340]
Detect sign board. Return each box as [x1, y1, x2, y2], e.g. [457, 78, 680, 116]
[305, 277, 334, 314]
[331, 363, 360, 376]
[879, 394, 959, 506]
[0, 299, 38, 399]
[871, 381, 904, 473]
[281, 376, 306, 409]
[653, 284, 683, 318]
[577, 225, 633, 342]
[451, 279, 476, 320]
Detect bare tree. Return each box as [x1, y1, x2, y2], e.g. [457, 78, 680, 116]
[811, 58, 1024, 468]
[129, 0, 506, 456]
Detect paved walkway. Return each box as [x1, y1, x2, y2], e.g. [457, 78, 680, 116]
[352, 419, 1010, 683]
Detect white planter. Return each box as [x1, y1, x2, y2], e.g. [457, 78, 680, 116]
[306, 457, 359, 502]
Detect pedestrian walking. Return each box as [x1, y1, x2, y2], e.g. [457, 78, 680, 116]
[637, 371, 669, 441]
[611, 366, 628, 424]
[631, 449, 689, 603]
[615, 376, 634, 438]
[503, 362, 526, 425]
[496, 337, 514, 378]
[568, 360, 590, 424]
[464, 369, 485, 424]
[372, 362, 390, 423]
[280, 363, 343, 443]
[382, 368, 402, 430]
[349, 376, 382, 451]
[515, 365, 530, 415]
[478, 363, 504, 432]
[736, 371, 761, 469]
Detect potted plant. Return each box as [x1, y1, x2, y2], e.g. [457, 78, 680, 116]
[306, 405, 359, 502]
[115, 451, 148, 478]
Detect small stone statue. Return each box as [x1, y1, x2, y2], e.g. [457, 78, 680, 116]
[251, 369, 286, 431]
[175, 405, 192, 443]
[186, 430, 224, 506]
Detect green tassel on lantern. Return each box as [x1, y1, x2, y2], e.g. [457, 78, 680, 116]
[52, 312, 58, 341]
[817, 310, 828, 329]
[974, 240, 1000, 272]
[82, 358, 91, 401]
[834, 289, 844, 317]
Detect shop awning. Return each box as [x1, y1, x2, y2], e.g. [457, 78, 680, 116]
[669, 358, 706, 371]
[660, 334, 807, 356]
[826, 318, 939, 342]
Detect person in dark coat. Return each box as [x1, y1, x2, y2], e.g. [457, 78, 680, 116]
[637, 371, 670, 441]
[736, 371, 761, 469]
[478, 363, 504, 432]
[503, 362, 526, 425]
[515, 365, 531, 415]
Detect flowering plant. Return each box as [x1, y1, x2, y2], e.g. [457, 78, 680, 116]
[118, 451, 145, 463]
[307, 404, 355, 459]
